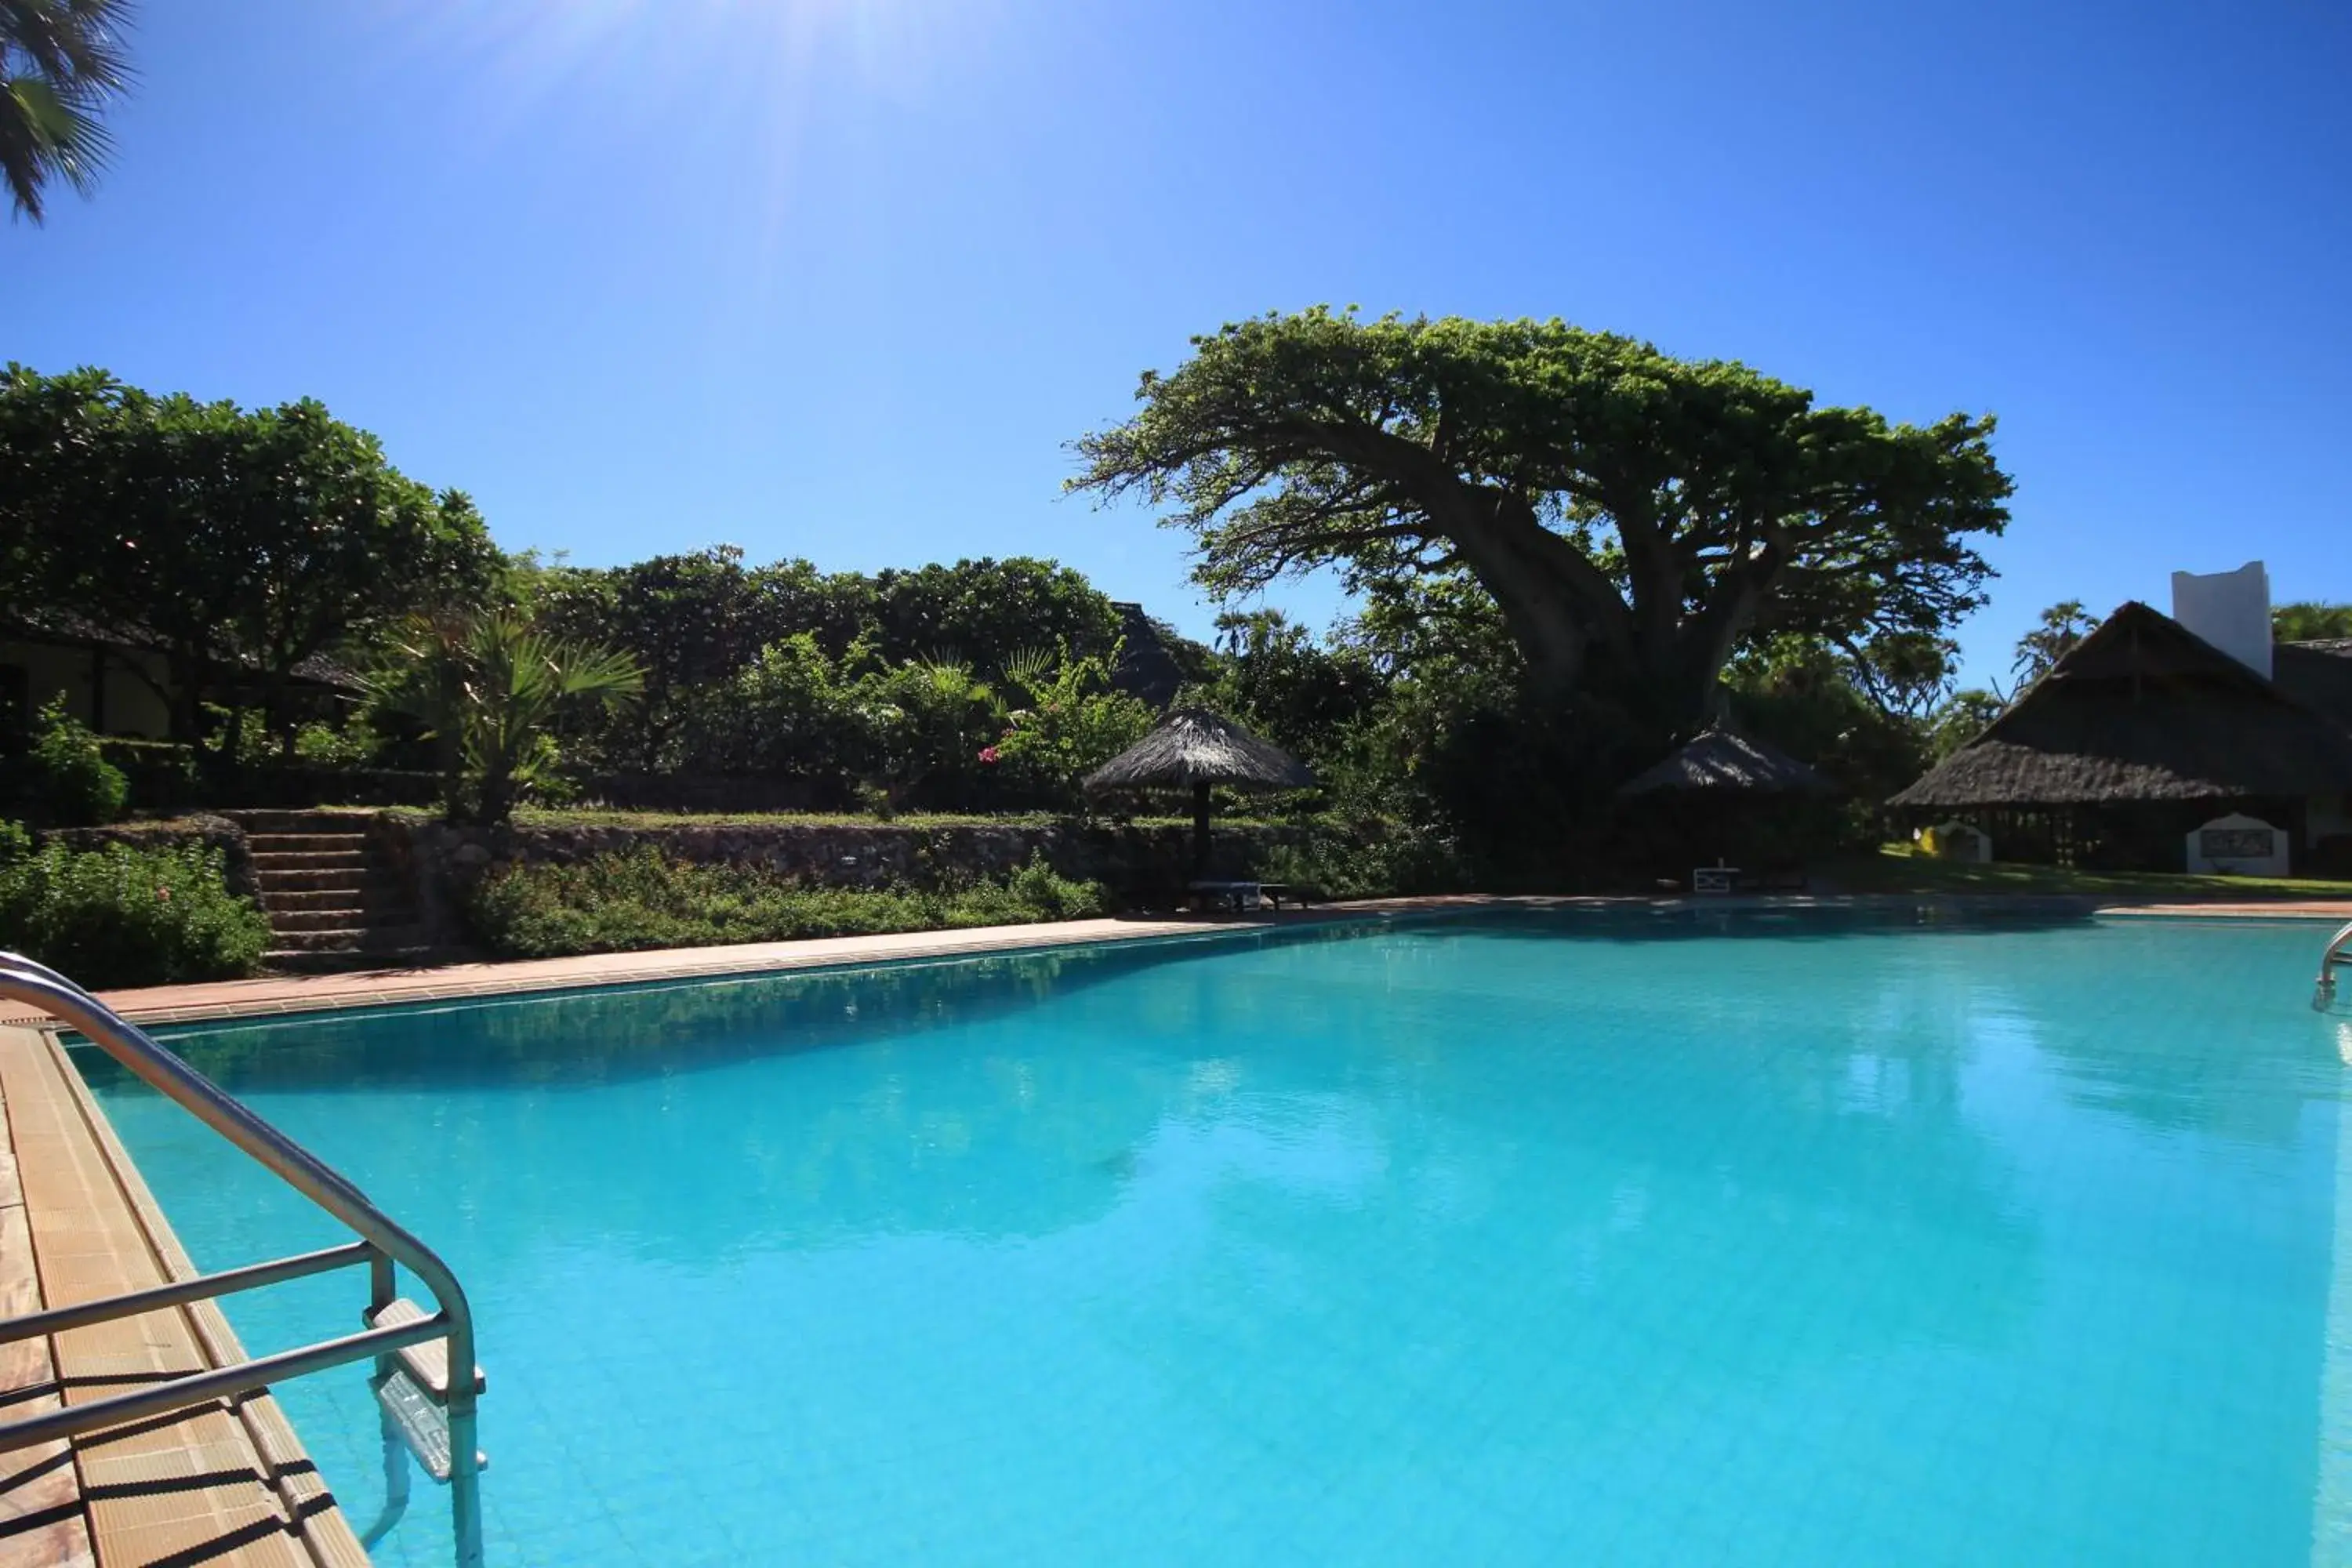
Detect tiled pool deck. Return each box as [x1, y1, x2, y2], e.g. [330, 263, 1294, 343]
[1, 894, 2346, 1565]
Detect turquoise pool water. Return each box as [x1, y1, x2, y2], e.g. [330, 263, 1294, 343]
[78, 909, 2352, 1566]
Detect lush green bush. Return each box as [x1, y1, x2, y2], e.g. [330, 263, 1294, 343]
[1254, 818, 1471, 901]
[292, 717, 382, 767]
[16, 699, 130, 826]
[0, 837, 271, 986]
[988, 647, 1156, 803]
[465, 849, 1109, 960]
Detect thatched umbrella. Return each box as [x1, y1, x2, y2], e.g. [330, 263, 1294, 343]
[1084, 709, 1316, 873]
[1617, 727, 1833, 798]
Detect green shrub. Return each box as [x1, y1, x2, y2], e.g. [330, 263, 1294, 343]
[1255, 819, 1470, 900]
[292, 718, 379, 768]
[19, 699, 129, 826]
[0, 840, 271, 986]
[464, 848, 1107, 960]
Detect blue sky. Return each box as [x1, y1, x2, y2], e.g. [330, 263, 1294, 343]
[7, 0, 2348, 686]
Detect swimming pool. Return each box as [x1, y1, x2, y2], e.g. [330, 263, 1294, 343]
[78, 908, 2352, 1566]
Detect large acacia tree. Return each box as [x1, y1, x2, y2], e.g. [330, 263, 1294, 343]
[1073, 310, 2013, 744]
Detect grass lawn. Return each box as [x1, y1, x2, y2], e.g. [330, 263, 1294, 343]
[1838, 844, 2352, 901]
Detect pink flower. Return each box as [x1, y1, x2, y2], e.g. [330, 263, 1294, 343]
[156, 886, 172, 902]
[977, 746, 1000, 764]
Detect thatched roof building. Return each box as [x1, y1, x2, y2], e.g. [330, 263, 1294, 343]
[1617, 728, 1832, 799]
[1106, 602, 1189, 710]
[1892, 603, 2352, 810]
[2275, 639, 2352, 733]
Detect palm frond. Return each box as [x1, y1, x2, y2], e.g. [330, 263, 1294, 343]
[997, 645, 1057, 701]
[2, 0, 132, 220]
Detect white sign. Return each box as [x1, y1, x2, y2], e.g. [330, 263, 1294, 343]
[2185, 812, 2289, 877]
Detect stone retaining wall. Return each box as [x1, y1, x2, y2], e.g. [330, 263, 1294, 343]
[392, 817, 1306, 946]
[41, 815, 259, 900]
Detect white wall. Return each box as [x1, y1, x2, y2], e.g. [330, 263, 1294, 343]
[2171, 561, 2273, 678]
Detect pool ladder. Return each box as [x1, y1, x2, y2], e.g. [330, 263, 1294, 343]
[2320, 920, 2352, 1011]
[0, 951, 488, 1567]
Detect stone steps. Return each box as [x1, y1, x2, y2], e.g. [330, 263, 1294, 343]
[269, 925, 431, 953]
[247, 832, 367, 854]
[256, 868, 379, 895]
[249, 849, 369, 872]
[220, 808, 382, 837]
[228, 813, 431, 970]
[267, 907, 367, 933]
[261, 886, 382, 913]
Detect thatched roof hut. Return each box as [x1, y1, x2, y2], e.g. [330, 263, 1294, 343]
[1085, 709, 1315, 875]
[1891, 602, 2352, 809]
[1106, 602, 1189, 710]
[1617, 728, 1832, 798]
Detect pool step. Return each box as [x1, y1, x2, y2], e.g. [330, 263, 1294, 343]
[370, 1299, 487, 1485]
[375, 1370, 487, 1484]
[371, 1298, 487, 1399]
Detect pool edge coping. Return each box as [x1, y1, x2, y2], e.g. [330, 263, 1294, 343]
[0, 1022, 373, 1566]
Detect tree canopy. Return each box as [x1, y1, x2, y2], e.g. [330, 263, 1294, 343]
[1073, 309, 2013, 744]
[528, 549, 1127, 777]
[2010, 600, 2101, 689]
[2275, 601, 2352, 642]
[0, 365, 499, 750]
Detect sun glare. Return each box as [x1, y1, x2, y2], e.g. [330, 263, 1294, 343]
[387, 0, 1000, 111]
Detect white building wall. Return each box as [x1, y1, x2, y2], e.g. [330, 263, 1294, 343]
[2171, 561, 2274, 679]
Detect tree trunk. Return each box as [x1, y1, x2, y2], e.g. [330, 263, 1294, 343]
[1438, 495, 1624, 705]
[1446, 492, 1777, 751]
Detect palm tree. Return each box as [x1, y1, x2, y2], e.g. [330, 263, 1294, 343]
[372, 608, 644, 826]
[2, 0, 132, 223]
[2010, 600, 2101, 688]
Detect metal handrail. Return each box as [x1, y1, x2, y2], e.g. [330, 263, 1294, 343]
[2321, 920, 2352, 1010]
[0, 950, 484, 1567]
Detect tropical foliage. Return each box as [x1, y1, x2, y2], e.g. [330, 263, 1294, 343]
[465, 848, 1106, 959]
[527, 547, 1126, 777]
[2010, 600, 2102, 688]
[368, 609, 645, 826]
[2275, 601, 2352, 641]
[0, 0, 129, 222]
[7, 696, 127, 825]
[0, 828, 271, 985]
